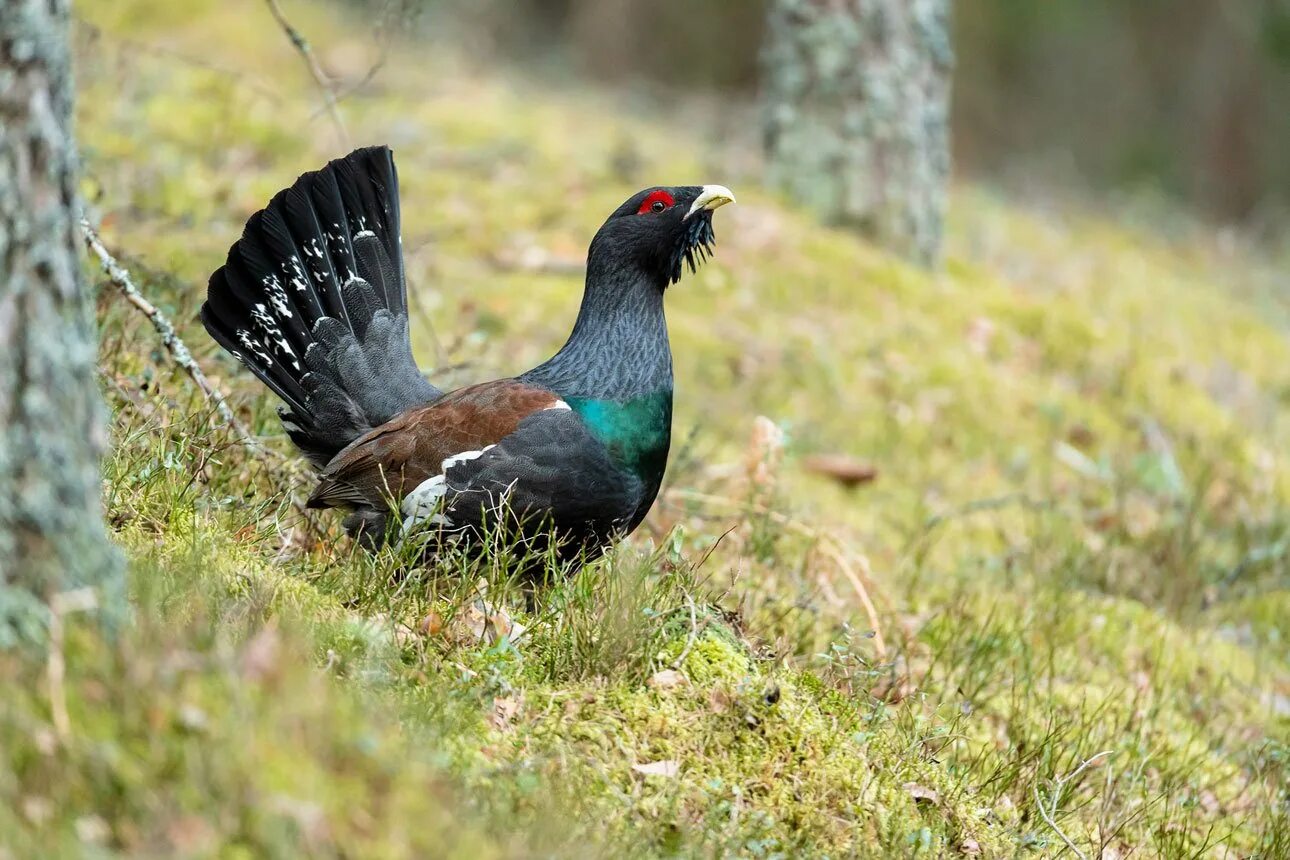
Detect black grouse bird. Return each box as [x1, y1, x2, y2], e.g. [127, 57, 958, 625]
[201, 146, 733, 561]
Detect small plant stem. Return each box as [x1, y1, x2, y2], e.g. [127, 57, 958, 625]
[263, 0, 349, 147]
[669, 593, 701, 671]
[81, 219, 248, 438]
[667, 489, 887, 659]
[1034, 750, 1115, 859]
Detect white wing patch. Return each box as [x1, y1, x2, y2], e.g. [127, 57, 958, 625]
[442, 445, 496, 470]
[399, 445, 497, 539]
[544, 400, 571, 411]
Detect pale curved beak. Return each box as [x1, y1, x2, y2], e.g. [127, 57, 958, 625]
[684, 184, 736, 220]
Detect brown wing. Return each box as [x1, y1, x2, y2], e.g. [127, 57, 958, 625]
[306, 379, 562, 510]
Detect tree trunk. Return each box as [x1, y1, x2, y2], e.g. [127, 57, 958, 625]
[0, 0, 122, 646]
[761, 0, 954, 267]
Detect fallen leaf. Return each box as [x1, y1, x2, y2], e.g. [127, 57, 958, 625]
[647, 669, 687, 690]
[632, 760, 680, 778]
[420, 611, 444, 637]
[903, 782, 939, 804]
[489, 696, 522, 731]
[426, 606, 488, 646]
[802, 454, 879, 488]
[462, 605, 488, 642]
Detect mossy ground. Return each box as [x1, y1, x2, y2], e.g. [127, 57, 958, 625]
[3, 1, 1288, 857]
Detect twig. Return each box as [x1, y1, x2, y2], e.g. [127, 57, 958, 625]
[317, 55, 385, 112]
[666, 488, 888, 659]
[313, 0, 400, 112]
[81, 220, 326, 537]
[1034, 750, 1115, 859]
[263, 0, 349, 147]
[81, 219, 249, 439]
[814, 561, 845, 608]
[817, 540, 885, 657]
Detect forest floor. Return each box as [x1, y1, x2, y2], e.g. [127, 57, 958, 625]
[3, 0, 1289, 857]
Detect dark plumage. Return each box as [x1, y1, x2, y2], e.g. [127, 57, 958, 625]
[202, 146, 733, 563]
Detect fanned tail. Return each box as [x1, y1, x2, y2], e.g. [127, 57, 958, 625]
[201, 146, 440, 466]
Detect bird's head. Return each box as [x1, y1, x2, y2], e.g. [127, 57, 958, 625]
[588, 185, 736, 288]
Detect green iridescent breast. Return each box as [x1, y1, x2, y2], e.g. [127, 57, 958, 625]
[566, 390, 673, 484]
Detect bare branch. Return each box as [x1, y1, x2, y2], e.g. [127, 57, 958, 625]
[308, 0, 400, 117]
[82, 218, 330, 539]
[262, 0, 348, 147]
[80, 218, 250, 439]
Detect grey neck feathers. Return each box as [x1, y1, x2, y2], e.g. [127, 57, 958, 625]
[522, 261, 672, 401]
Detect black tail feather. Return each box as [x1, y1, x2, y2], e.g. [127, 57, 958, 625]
[202, 146, 441, 467]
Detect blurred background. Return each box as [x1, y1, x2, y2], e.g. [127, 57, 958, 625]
[412, 0, 1290, 231]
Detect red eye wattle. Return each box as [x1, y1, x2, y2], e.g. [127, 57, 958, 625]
[637, 189, 675, 215]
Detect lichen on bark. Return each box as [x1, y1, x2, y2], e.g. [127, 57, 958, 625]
[762, 0, 954, 267]
[0, 0, 123, 647]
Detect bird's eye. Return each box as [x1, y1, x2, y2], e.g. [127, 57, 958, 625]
[637, 189, 675, 215]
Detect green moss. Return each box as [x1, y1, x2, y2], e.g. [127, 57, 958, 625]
[15, 0, 1286, 855]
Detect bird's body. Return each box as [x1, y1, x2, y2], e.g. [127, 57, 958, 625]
[202, 146, 731, 563]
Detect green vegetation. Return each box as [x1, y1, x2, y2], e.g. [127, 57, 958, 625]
[3, 1, 1287, 856]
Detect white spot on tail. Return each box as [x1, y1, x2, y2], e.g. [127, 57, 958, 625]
[280, 258, 309, 293]
[250, 303, 297, 365]
[235, 328, 273, 366]
[263, 276, 291, 318]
